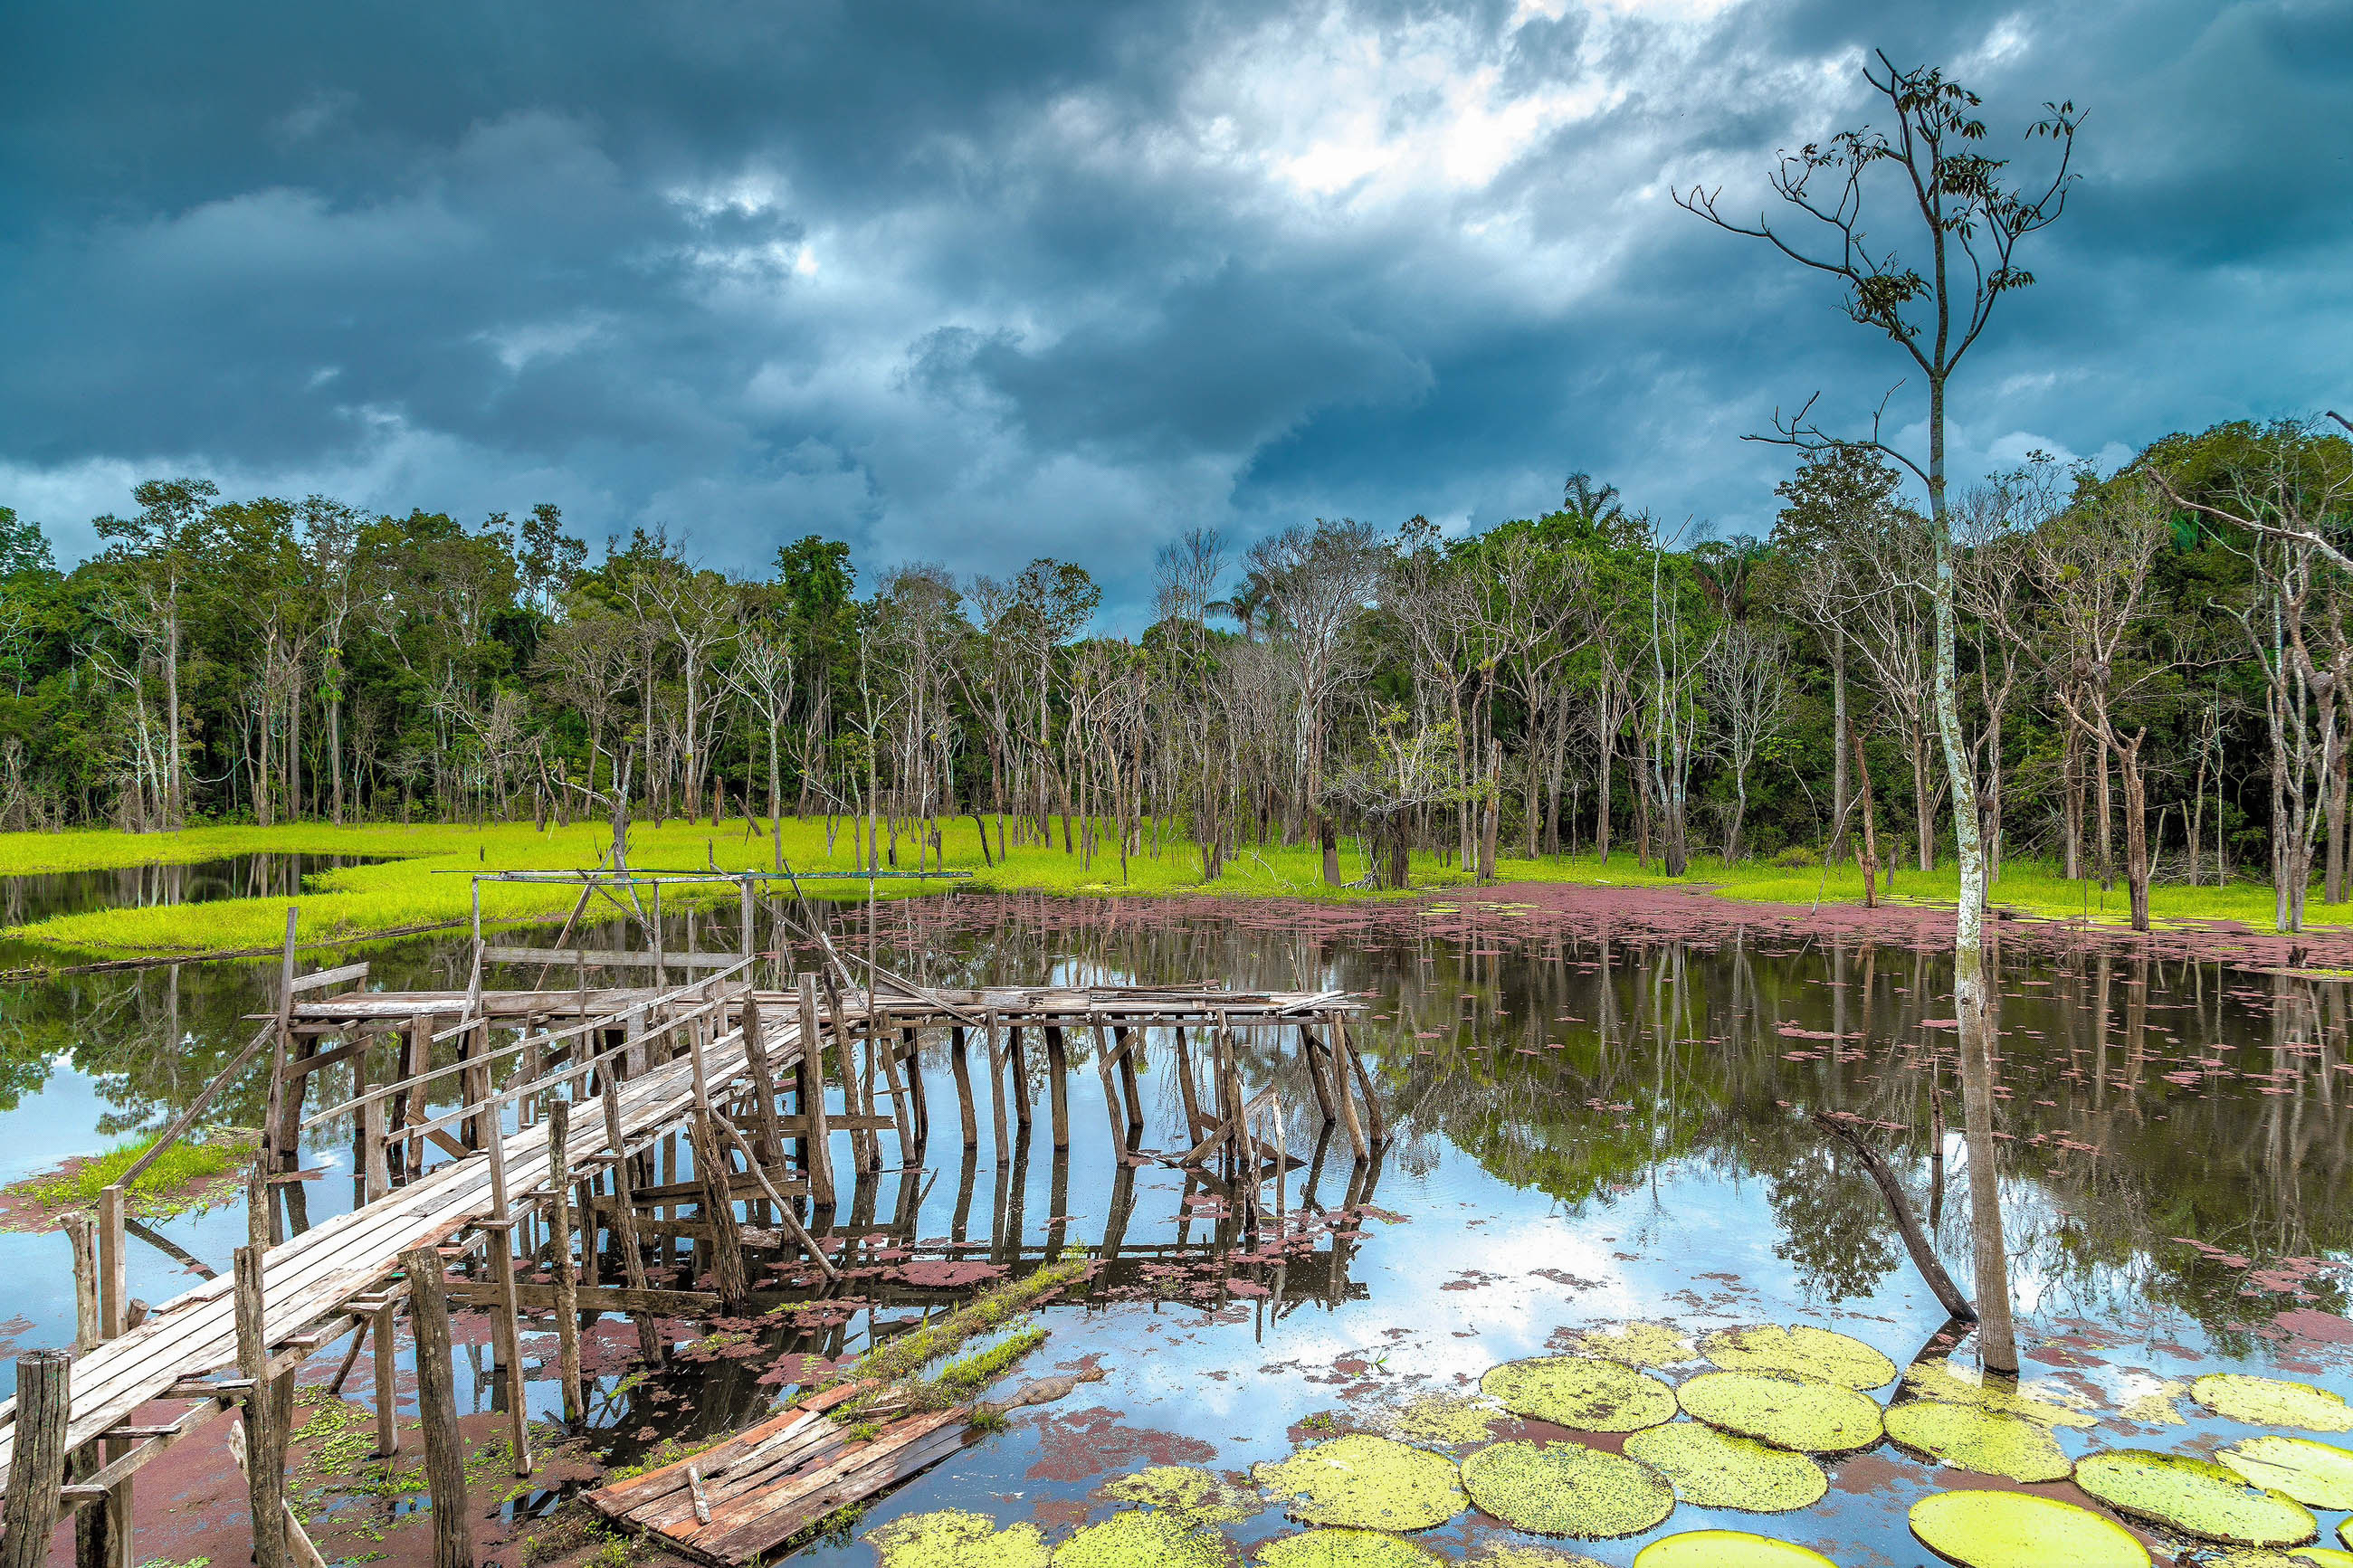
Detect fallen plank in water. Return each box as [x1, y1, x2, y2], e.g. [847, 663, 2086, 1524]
[583, 1381, 977, 1565]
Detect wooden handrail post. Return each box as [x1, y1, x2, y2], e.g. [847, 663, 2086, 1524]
[402, 1248, 473, 1568]
[62, 1214, 100, 1352]
[97, 1186, 127, 1340]
[1, 1350, 70, 1568]
[477, 1105, 533, 1478]
[233, 1246, 289, 1568]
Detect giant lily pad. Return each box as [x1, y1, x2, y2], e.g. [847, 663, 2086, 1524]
[1465, 1549, 1608, 1568]
[1900, 1359, 2098, 1429]
[1459, 1440, 1675, 1538]
[1107, 1466, 1258, 1523]
[1053, 1508, 1231, 1568]
[1909, 1490, 2148, 1568]
[2074, 1450, 2316, 1546]
[2195, 1375, 2353, 1433]
[2218, 1437, 2353, 1509]
[1481, 1355, 1678, 1432]
[1676, 1369, 1882, 1453]
[1253, 1436, 1466, 1532]
[1701, 1325, 1897, 1390]
[1632, 1533, 1839, 1568]
[1254, 1530, 1442, 1567]
[869, 1509, 1052, 1568]
[1570, 1322, 1697, 1370]
[1883, 1400, 2072, 1483]
[1622, 1421, 1828, 1512]
[1388, 1392, 1505, 1447]
[2211, 1550, 2353, 1568]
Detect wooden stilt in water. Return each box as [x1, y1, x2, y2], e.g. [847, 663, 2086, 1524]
[3, 1351, 70, 1568]
[233, 1246, 290, 1568]
[1298, 1022, 1337, 1126]
[477, 1101, 534, 1478]
[1170, 1025, 1204, 1139]
[1044, 1024, 1072, 1152]
[1114, 1024, 1145, 1134]
[1321, 1017, 1368, 1161]
[1007, 1024, 1033, 1131]
[795, 976, 836, 1207]
[98, 1184, 127, 1339]
[371, 1300, 400, 1457]
[900, 1021, 929, 1146]
[548, 1100, 584, 1422]
[985, 1009, 1009, 1157]
[62, 1212, 99, 1350]
[1088, 1019, 1125, 1154]
[601, 1075, 664, 1363]
[1337, 1015, 1386, 1146]
[402, 1247, 474, 1568]
[739, 988, 783, 1166]
[948, 1024, 977, 1147]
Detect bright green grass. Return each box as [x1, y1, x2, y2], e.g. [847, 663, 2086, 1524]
[14, 1129, 256, 1218]
[0, 816, 2339, 958]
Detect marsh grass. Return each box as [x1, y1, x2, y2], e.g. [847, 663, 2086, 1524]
[16, 1128, 257, 1219]
[3, 816, 2342, 956]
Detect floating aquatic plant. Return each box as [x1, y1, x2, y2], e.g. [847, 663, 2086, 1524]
[1620, 1421, 1828, 1512]
[1253, 1436, 1466, 1533]
[1900, 1359, 2098, 1430]
[2216, 1437, 2353, 1509]
[1105, 1467, 1259, 1524]
[1908, 1490, 2148, 1568]
[2193, 1376, 2353, 1434]
[867, 1509, 1052, 1568]
[1457, 1440, 1675, 1539]
[1387, 1392, 1506, 1447]
[1674, 1370, 1882, 1454]
[1480, 1355, 1678, 1432]
[1253, 1529, 1443, 1567]
[1052, 1508, 1232, 1568]
[1568, 1322, 1697, 1371]
[2116, 1382, 2188, 1427]
[1630, 1531, 1839, 1567]
[1700, 1326, 1896, 1391]
[1881, 1400, 2072, 1483]
[1464, 1549, 1609, 1568]
[2073, 1449, 2317, 1547]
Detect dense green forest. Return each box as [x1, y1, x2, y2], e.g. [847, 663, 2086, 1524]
[0, 417, 2347, 926]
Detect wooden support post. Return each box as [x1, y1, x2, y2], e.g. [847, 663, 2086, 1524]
[548, 1100, 584, 1423]
[948, 1025, 977, 1148]
[1338, 1016, 1387, 1145]
[1044, 1025, 1072, 1152]
[601, 1078, 663, 1363]
[233, 1246, 290, 1568]
[692, 1113, 752, 1304]
[261, 907, 298, 1197]
[1114, 1024, 1146, 1133]
[900, 1021, 929, 1146]
[1088, 1020, 1125, 1155]
[97, 1185, 127, 1340]
[370, 1300, 400, 1457]
[62, 1213, 100, 1351]
[402, 1248, 473, 1568]
[1007, 1024, 1033, 1131]
[740, 989, 784, 1167]
[1170, 1025, 1203, 1138]
[873, 1008, 915, 1156]
[402, 1015, 433, 1179]
[2, 1350, 70, 1568]
[823, 977, 878, 1174]
[985, 1009, 1009, 1155]
[356, 1046, 392, 1202]
[795, 976, 836, 1207]
[1298, 1023, 1337, 1126]
[1322, 1019, 1369, 1161]
[477, 1112, 533, 1478]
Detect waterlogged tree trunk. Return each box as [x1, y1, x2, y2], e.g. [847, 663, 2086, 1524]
[2121, 738, 2152, 932]
[1929, 382, 2019, 1378]
[1832, 627, 1851, 863]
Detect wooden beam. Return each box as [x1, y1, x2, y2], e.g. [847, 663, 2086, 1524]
[287, 962, 370, 996]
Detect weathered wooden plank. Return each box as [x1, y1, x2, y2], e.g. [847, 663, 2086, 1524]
[287, 962, 369, 995]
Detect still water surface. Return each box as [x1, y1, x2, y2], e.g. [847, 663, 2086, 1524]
[2, 880, 2348, 1563]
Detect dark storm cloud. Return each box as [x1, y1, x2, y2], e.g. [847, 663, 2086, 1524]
[3, 0, 2346, 615]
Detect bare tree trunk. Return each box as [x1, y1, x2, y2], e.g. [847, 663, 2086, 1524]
[1832, 627, 1851, 862]
[2097, 736, 2115, 890]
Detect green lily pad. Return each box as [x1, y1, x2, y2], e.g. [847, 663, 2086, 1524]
[1621, 1421, 1828, 1512]
[1901, 1359, 2098, 1429]
[2218, 1437, 2353, 1509]
[1254, 1530, 1442, 1567]
[1053, 1508, 1231, 1568]
[1675, 1369, 1883, 1453]
[1481, 1355, 1678, 1432]
[1701, 1325, 1897, 1390]
[1253, 1436, 1466, 1532]
[1466, 1550, 1609, 1568]
[1388, 1392, 1506, 1447]
[1105, 1466, 1259, 1523]
[2208, 1549, 2353, 1568]
[1632, 1533, 1839, 1568]
[1909, 1490, 2148, 1568]
[2195, 1375, 2353, 1433]
[1458, 1440, 1675, 1538]
[869, 1509, 1052, 1568]
[1570, 1322, 1698, 1370]
[1882, 1400, 2072, 1482]
[2117, 1382, 2188, 1426]
[2074, 1450, 2316, 1546]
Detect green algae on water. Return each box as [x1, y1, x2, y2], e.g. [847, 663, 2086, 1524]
[1881, 1400, 2072, 1483]
[1480, 1355, 1678, 1432]
[1567, 1322, 1697, 1371]
[1908, 1490, 2148, 1568]
[2074, 1450, 2317, 1547]
[1253, 1436, 1466, 1533]
[1052, 1509, 1232, 1568]
[1700, 1325, 1896, 1390]
[1620, 1421, 1828, 1512]
[1631, 1531, 1840, 1568]
[2217, 1437, 2353, 1509]
[1253, 1529, 1443, 1567]
[2194, 1376, 2353, 1433]
[1105, 1466, 1259, 1523]
[867, 1509, 1052, 1568]
[1900, 1359, 2099, 1430]
[1457, 1440, 1675, 1539]
[1674, 1369, 1882, 1454]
